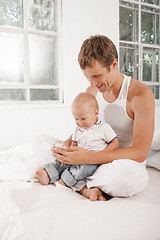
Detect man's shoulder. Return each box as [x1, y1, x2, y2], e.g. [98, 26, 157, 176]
[128, 78, 155, 111]
[128, 78, 154, 101]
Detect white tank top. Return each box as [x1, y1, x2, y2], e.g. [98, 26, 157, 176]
[96, 74, 133, 149]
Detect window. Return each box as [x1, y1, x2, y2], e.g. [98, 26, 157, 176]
[119, 0, 160, 100]
[0, 0, 62, 102]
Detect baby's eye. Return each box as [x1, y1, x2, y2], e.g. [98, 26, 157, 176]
[82, 118, 86, 120]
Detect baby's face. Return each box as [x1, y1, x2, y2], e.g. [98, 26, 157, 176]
[72, 104, 98, 129]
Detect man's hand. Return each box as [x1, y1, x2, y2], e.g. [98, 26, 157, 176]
[51, 146, 92, 165]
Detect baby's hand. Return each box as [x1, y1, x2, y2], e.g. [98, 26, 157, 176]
[52, 141, 67, 156]
[54, 142, 66, 149]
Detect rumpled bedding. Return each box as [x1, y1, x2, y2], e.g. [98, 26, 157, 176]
[0, 183, 25, 240]
[0, 144, 38, 182]
[0, 143, 42, 240]
[0, 141, 160, 240]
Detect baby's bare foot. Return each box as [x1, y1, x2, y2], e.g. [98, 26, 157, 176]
[36, 169, 50, 185]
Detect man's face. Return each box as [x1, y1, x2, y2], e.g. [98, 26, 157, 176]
[82, 61, 114, 93]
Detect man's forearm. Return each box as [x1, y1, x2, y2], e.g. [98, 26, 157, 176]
[91, 146, 145, 164]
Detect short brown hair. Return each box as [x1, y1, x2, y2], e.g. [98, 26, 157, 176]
[78, 35, 118, 69]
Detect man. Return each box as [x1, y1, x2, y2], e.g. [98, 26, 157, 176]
[52, 35, 155, 201]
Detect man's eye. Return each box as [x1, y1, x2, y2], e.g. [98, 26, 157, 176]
[93, 75, 100, 78]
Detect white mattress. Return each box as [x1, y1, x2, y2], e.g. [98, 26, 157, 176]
[0, 143, 160, 240]
[10, 167, 160, 240]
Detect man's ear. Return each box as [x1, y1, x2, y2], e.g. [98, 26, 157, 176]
[112, 58, 118, 69]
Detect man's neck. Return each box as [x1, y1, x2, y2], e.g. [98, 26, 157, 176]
[103, 72, 124, 102]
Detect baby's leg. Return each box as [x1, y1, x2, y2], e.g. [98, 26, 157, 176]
[69, 164, 99, 181]
[36, 169, 50, 185]
[58, 178, 67, 187]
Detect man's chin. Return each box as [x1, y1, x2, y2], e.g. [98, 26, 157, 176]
[98, 88, 105, 93]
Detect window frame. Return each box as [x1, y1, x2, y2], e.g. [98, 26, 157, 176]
[0, 0, 63, 104]
[119, 0, 160, 104]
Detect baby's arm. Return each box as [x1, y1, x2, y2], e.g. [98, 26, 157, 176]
[70, 127, 78, 147]
[63, 135, 73, 147]
[103, 137, 119, 152]
[70, 141, 78, 147]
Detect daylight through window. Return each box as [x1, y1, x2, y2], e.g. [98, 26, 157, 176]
[119, 0, 160, 99]
[0, 0, 61, 102]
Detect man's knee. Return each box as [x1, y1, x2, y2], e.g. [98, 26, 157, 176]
[87, 160, 149, 197]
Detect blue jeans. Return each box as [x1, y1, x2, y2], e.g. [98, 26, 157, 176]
[44, 160, 99, 187]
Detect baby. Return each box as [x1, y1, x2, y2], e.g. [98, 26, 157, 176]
[36, 92, 119, 190]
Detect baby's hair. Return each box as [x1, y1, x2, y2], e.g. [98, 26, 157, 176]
[72, 92, 99, 111]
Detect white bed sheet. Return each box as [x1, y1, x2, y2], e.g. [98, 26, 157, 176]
[0, 183, 25, 240]
[0, 144, 160, 240]
[11, 168, 160, 240]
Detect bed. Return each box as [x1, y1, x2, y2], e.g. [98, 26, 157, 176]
[0, 128, 160, 240]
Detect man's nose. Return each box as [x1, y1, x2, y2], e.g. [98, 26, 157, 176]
[88, 78, 96, 87]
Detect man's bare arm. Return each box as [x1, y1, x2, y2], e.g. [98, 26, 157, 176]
[87, 83, 155, 164]
[85, 83, 155, 164]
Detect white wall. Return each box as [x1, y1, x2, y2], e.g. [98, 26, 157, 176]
[62, 0, 119, 104]
[0, 0, 119, 148]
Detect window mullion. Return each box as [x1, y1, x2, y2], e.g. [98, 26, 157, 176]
[155, 12, 157, 45]
[23, 0, 30, 102]
[152, 51, 156, 83]
[139, 2, 142, 82]
[56, 0, 63, 103]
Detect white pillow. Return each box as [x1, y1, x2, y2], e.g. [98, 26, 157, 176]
[146, 149, 160, 170]
[151, 128, 160, 150]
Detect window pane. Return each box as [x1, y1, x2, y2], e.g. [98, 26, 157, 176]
[0, 89, 25, 101]
[0, 33, 24, 83]
[149, 85, 160, 99]
[29, 34, 57, 86]
[0, 0, 22, 27]
[29, 0, 56, 31]
[141, 6, 160, 44]
[120, 1, 138, 42]
[30, 89, 59, 101]
[143, 47, 159, 82]
[141, 0, 160, 5]
[119, 43, 139, 79]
